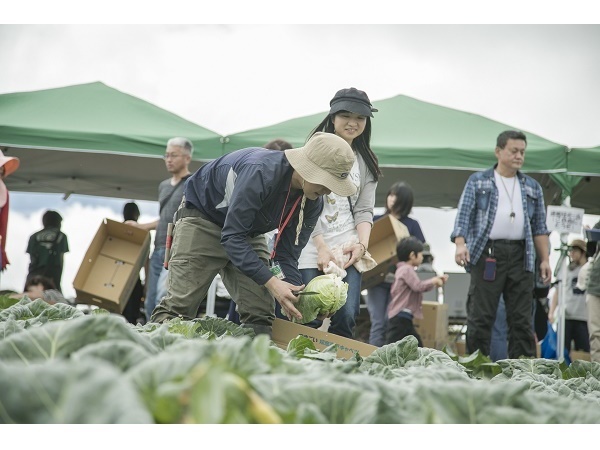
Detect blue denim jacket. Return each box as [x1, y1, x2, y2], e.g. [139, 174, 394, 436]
[450, 165, 549, 272]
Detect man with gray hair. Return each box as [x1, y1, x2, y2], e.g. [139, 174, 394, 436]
[126, 137, 193, 322]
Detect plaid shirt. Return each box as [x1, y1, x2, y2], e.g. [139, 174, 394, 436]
[450, 166, 549, 272]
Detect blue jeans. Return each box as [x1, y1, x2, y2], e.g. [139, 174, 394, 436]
[300, 265, 362, 339]
[145, 247, 168, 321]
[490, 296, 508, 361]
[366, 282, 392, 347]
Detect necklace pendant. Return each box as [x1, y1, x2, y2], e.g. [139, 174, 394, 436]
[510, 212, 515, 223]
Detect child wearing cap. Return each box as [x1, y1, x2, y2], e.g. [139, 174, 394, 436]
[150, 132, 356, 338]
[297, 87, 381, 339]
[0, 150, 20, 277]
[548, 238, 590, 352]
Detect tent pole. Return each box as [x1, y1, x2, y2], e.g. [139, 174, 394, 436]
[556, 196, 571, 363]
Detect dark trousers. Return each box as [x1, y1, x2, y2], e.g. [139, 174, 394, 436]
[466, 240, 535, 358]
[386, 315, 423, 347]
[122, 278, 144, 324]
[565, 319, 590, 352]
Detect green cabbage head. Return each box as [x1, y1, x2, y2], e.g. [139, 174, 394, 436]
[292, 274, 348, 324]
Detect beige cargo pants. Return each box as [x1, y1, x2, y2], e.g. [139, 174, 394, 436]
[150, 214, 275, 333]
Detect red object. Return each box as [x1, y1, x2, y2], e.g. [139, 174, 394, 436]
[0, 193, 10, 271]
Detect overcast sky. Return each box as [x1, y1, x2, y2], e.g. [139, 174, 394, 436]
[2, 24, 600, 145]
[1, 23, 599, 297]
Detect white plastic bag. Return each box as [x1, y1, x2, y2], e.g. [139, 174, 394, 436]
[577, 252, 599, 292]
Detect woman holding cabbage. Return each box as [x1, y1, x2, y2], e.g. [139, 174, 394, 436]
[296, 87, 381, 339]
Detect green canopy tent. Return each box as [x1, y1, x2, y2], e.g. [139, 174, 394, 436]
[223, 94, 569, 210]
[0, 82, 224, 201]
[562, 146, 600, 214]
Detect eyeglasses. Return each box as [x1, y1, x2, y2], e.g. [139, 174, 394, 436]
[163, 153, 185, 160]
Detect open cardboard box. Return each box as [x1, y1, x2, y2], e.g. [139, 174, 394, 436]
[73, 219, 150, 313]
[361, 215, 409, 289]
[414, 301, 449, 349]
[570, 350, 591, 362]
[272, 301, 448, 358]
[272, 318, 377, 359]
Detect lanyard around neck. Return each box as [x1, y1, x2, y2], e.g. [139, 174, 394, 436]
[270, 182, 301, 260]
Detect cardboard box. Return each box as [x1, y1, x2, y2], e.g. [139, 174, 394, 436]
[421, 339, 448, 351]
[272, 318, 377, 360]
[570, 350, 591, 362]
[73, 219, 150, 313]
[414, 301, 449, 343]
[442, 272, 470, 323]
[361, 215, 409, 289]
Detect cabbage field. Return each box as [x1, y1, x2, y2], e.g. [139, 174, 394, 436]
[1, 295, 600, 424]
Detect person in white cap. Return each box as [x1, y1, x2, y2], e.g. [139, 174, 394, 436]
[0, 150, 20, 279]
[150, 132, 356, 337]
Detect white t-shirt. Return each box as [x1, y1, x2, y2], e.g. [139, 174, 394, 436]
[559, 264, 588, 321]
[489, 171, 525, 240]
[298, 158, 361, 269]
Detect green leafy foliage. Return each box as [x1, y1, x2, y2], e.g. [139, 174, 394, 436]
[286, 335, 317, 358]
[0, 359, 153, 423]
[495, 358, 563, 379]
[71, 340, 152, 372]
[1, 299, 600, 423]
[0, 294, 23, 311]
[0, 314, 158, 362]
[563, 360, 600, 380]
[0, 319, 26, 339]
[0, 298, 84, 331]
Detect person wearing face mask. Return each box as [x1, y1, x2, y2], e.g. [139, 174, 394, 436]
[296, 88, 381, 339]
[150, 132, 357, 338]
[0, 150, 20, 281]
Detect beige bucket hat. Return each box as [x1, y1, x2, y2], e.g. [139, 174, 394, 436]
[568, 238, 587, 253]
[285, 132, 357, 197]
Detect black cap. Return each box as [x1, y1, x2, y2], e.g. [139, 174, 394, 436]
[329, 87, 378, 118]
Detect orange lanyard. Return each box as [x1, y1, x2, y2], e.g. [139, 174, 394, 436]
[270, 183, 301, 260]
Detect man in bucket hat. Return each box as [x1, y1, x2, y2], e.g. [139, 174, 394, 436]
[0, 150, 20, 276]
[151, 132, 356, 337]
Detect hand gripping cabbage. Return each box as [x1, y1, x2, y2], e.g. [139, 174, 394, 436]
[292, 274, 348, 324]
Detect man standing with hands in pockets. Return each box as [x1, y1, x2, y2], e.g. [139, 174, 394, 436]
[451, 130, 551, 359]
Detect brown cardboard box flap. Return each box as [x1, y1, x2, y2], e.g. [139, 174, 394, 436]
[413, 301, 449, 342]
[361, 215, 410, 289]
[272, 319, 377, 359]
[74, 218, 150, 313]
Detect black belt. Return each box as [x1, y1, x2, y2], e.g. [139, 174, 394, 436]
[174, 203, 210, 221]
[487, 239, 525, 245]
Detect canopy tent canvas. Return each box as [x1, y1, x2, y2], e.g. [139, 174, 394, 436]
[0, 82, 224, 201]
[562, 146, 600, 214]
[223, 94, 569, 211]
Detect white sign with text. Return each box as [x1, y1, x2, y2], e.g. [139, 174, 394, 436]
[546, 205, 585, 234]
